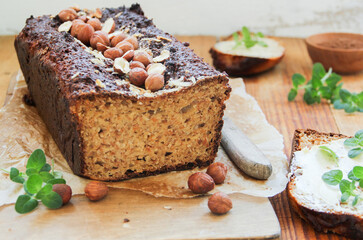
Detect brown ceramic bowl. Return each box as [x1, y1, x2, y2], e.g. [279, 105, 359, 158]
[306, 33, 363, 74]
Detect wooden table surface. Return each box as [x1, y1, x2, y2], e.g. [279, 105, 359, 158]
[0, 35, 362, 239]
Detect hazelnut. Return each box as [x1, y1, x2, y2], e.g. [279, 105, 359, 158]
[110, 33, 128, 47]
[102, 18, 115, 34]
[208, 192, 232, 215]
[147, 63, 166, 75]
[52, 184, 72, 205]
[77, 15, 87, 22]
[90, 31, 110, 49]
[77, 24, 95, 45]
[129, 61, 145, 69]
[133, 50, 153, 67]
[104, 48, 124, 60]
[96, 42, 109, 53]
[122, 50, 134, 61]
[58, 8, 77, 22]
[187, 172, 214, 194]
[71, 20, 85, 37]
[84, 181, 109, 201]
[129, 68, 148, 87]
[124, 36, 139, 49]
[87, 18, 102, 31]
[114, 57, 130, 74]
[116, 41, 134, 53]
[206, 162, 227, 184]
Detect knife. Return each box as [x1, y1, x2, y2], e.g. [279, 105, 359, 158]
[221, 116, 272, 180]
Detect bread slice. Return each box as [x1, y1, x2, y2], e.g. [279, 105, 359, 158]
[288, 129, 363, 239]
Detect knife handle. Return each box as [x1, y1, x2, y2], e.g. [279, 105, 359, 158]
[221, 117, 272, 180]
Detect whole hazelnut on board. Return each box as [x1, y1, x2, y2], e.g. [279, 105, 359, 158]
[87, 18, 102, 31]
[77, 15, 87, 22]
[129, 61, 145, 69]
[71, 20, 85, 37]
[208, 192, 232, 215]
[116, 41, 134, 53]
[129, 68, 148, 86]
[133, 50, 153, 67]
[104, 48, 124, 60]
[90, 31, 110, 49]
[188, 172, 215, 194]
[58, 8, 77, 22]
[122, 50, 135, 61]
[96, 42, 109, 53]
[111, 33, 128, 47]
[85, 181, 109, 201]
[124, 36, 139, 49]
[206, 162, 228, 184]
[52, 184, 72, 205]
[77, 24, 95, 45]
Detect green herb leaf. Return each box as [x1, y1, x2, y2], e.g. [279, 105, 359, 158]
[41, 192, 63, 209]
[35, 184, 53, 200]
[352, 195, 359, 206]
[257, 41, 268, 47]
[25, 174, 43, 194]
[288, 89, 298, 101]
[26, 168, 38, 176]
[339, 179, 355, 195]
[39, 172, 54, 183]
[256, 32, 264, 38]
[319, 146, 339, 164]
[352, 166, 363, 179]
[292, 74, 305, 88]
[322, 170, 343, 185]
[341, 192, 350, 203]
[344, 138, 359, 147]
[360, 179, 363, 188]
[15, 195, 38, 214]
[348, 170, 360, 181]
[40, 163, 51, 172]
[26, 149, 46, 172]
[340, 89, 351, 102]
[355, 129, 363, 140]
[10, 167, 24, 184]
[47, 178, 66, 185]
[348, 147, 363, 158]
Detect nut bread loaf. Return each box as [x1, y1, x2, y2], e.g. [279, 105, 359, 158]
[288, 129, 363, 239]
[14, 4, 231, 181]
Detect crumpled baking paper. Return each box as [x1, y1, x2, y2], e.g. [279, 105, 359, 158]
[0, 73, 288, 206]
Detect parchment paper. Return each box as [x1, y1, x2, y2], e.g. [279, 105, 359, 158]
[0, 73, 288, 206]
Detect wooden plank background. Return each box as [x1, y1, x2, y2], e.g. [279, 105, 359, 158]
[0, 35, 362, 239]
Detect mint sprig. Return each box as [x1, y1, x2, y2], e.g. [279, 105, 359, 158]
[344, 129, 363, 158]
[319, 146, 339, 166]
[322, 166, 363, 206]
[288, 63, 363, 113]
[233, 26, 267, 49]
[1, 149, 66, 214]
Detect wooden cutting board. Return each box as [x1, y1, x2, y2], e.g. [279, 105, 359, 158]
[0, 72, 280, 240]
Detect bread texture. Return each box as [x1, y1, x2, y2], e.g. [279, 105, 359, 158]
[288, 129, 363, 239]
[14, 4, 231, 181]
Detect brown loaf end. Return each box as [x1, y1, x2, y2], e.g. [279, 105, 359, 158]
[14, 5, 231, 181]
[288, 129, 363, 239]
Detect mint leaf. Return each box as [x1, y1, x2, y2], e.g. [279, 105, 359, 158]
[322, 170, 343, 185]
[288, 89, 298, 101]
[35, 184, 53, 200]
[256, 32, 264, 38]
[15, 195, 38, 214]
[26, 168, 38, 176]
[348, 170, 360, 181]
[352, 166, 363, 179]
[352, 195, 359, 206]
[339, 179, 355, 195]
[41, 192, 63, 209]
[344, 138, 358, 147]
[10, 167, 24, 184]
[355, 130, 363, 140]
[47, 178, 66, 185]
[39, 172, 54, 183]
[25, 174, 43, 194]
[292, 74, 305, 88]
[348, 148, 363, 158]
[319, 146, 339, 164]
[341, 192, 350, 202]
[360, 179, 363, 188]
[26, 149, 46, 172]
[40, 163, 51, 172]
[340, 89, 351, 102]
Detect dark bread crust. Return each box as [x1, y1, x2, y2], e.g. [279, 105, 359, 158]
[14, 5, 231, 181]
[288, 129, 363, 239]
